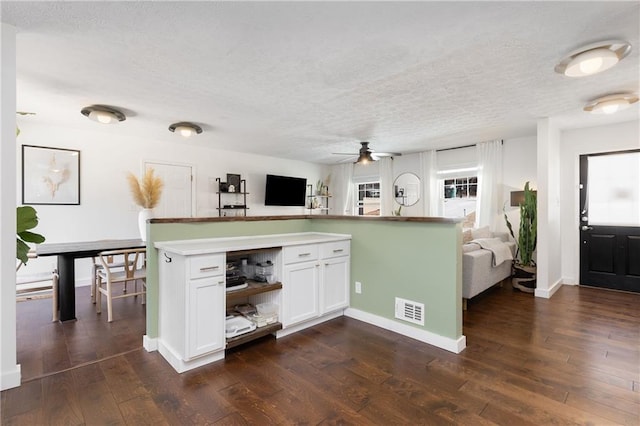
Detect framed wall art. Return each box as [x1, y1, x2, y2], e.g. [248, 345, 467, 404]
[22, 145, 80, 205]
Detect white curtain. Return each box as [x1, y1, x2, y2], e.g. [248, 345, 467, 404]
[475, 139, 503, 230]
[420, 150, 439, 216]
[379, 157, 394, 216]
[333, 163, 354, 215]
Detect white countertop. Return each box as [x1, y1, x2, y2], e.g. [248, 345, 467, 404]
[154, 232, 351, 256]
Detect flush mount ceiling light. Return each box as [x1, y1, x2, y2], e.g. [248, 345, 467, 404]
[555, 40, 631, 77]
[80, 105, 126, 124]
[583, 93, 639, 114]
[168, 122, 203, 138]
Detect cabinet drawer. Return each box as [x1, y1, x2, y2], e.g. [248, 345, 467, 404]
[189, 254, 225, 279]
[283, 244, 319, 264]
[320, 240, 350, 259]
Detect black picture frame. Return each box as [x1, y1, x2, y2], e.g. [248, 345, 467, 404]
[227, 173, 241, 192]
[22, 145, 80, 205]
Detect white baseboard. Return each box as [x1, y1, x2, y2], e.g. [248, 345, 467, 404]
[344, 308, 466, 354]
[276, 310, 343, 339]
[0, 364, 21, 391]
[562, 278, 578, 285]
[143, 335, 158, 352]
[535, 278, 563, 299]
[157, 340, 224, 373]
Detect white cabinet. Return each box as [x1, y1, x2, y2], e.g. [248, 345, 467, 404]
[156, 232, 351, 372]
[282, 260, 320, 326]
[319, 240, 350, 314]
[158, 251, 226, 372]
[321, 256, 350, 314]
[282, 239, 350, 328]
[187, 276, 225, 358]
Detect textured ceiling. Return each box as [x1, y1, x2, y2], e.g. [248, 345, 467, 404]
[3, 1, 639, 164]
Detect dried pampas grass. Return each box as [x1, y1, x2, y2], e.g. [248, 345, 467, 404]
[127, 168, 164, 209]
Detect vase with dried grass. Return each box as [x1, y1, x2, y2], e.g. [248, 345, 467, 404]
[127, 169, 163, 242]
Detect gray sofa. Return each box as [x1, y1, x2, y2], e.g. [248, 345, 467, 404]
[462, 231, 515, 305]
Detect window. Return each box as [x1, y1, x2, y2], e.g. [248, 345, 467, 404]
[442, 176, 477, 224]
[355, 181, 380, 216]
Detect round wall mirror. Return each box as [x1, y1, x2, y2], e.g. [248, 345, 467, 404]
[394, 173, 421, 206]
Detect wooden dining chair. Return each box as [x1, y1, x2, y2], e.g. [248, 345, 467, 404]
[95, 248, 146, 322]
[90, 254, 134, 304]
[16, 251, 59, 322]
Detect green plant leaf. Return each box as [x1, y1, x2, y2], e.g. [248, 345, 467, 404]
[16, 205, 45, 264]
[17, 206, 38, 233]
[16, 239, 30, 265]
[18, 230, 45, 244]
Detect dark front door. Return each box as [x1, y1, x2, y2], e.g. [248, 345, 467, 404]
[579, 150, 640, 293]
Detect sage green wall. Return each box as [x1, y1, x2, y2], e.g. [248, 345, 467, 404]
[145, 218, 461, 342]
[310, 220, 462, 339]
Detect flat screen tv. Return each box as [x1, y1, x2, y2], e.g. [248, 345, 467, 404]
[265, 174, 307, 206]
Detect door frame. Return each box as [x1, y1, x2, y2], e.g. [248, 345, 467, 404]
[143, 160, 196, 218]
[579, 148, 640, 290]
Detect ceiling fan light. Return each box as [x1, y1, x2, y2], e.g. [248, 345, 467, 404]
[583, 93, 638, 114]
[169, 122, 203, 138]
[555, 40, 631, 77]
[81, 105, 126, 124]
[355, 152, 375, 164]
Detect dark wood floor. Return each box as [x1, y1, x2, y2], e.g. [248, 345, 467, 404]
[2, 284, 639, 425]
[14, 285, 146, 382]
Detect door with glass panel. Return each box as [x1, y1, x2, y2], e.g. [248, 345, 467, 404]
[579, 150, 640, 292]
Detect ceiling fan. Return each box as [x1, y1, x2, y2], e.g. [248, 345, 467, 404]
[332, 142, 402, 164]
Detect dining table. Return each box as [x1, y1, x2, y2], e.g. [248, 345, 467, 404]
[36, 238, 145, 322]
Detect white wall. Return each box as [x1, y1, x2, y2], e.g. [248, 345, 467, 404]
[500, 136, 537, 235]
[1, 23, 20, 391]
[16, 120, 326, 284]
[536, 118, 563, 298]
[559, 120, 640, 285]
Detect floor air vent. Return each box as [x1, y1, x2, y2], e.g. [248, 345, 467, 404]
[395, 297, 425, 326]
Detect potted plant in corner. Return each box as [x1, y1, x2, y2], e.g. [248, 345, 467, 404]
[127, 169, 163, 242]
[504, 181, 537, 293]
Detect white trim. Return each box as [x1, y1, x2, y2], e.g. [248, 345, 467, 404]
[144, 160, 196, 218]
[0, 364, 21, 391]
[437, 166, 479, 175]
[158, 340, 224, 373]
[535, 279, 563, 298]
[344, 308, 466, 354]
[143, 335, 158, 352]
[276, 310, 343, 338]
[562, 277, 578, 285]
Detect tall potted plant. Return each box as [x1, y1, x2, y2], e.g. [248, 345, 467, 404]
[504, 181, 537, 293]
[127, 168, 163, 242]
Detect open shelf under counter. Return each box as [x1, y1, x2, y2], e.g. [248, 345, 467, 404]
[225, 280, 282, 300]
[226, 322, 282, 350]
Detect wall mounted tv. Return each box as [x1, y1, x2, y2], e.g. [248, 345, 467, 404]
[264, 174, 307, 206]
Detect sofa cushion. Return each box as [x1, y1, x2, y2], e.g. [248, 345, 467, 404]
[462, 229, 474, 244]
[471, 226, 492, 239]
[462, 243, 482, 253]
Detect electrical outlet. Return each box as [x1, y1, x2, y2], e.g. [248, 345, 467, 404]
[355, 281, 362, 294]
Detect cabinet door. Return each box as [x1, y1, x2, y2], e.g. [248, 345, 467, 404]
[282, 261, 319, 327]
[187, 276, 225, 359]
[321, 256, 350, 314]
